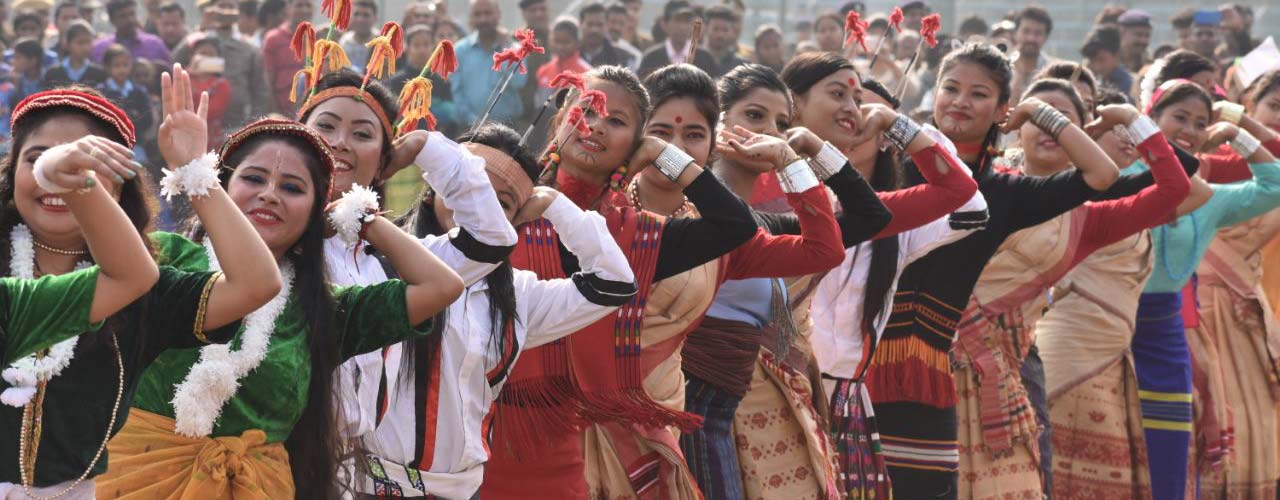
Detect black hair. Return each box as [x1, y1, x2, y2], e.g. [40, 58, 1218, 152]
[1095, 87, 1128, 107]
[238, 0, 258, 17]
[1094, 5, 1126, 25]
[0, 86, 157, 399]
[704, 4, 738, 24]
[781, 50, 856, 96]
[404, 23, 433, 44]
[862, 78, 900, 109]
[719, 63, 792, 132]
[13, 38, 43, 64]
[157, 2, 183, 18]
[396, 123, 534, 400]
[1081, 25, 1120, 58]
[1035, 61, 1097, 107]
[958, 15, 988, 37]
[11, 12, 39, 32]
[939, 42, 1013, 172]
[106, 0, 134, 18]
[353, 0, 376, 13]
[548, 65, 651, 158]
[579, 1, 605, 20]
[1243, 69, 1280, 111]
[53, 1, 79, 19]
[1014, 5, 1053, 34]
[300, 69, 399, 190]
[188, 129, 340, 500]
[257, 0, 285, 27]
[61, 19, 93, 50]
[1155, 49, 1216, 86]
[661, 0, 690, 21]
[814, 12, 842, 32]
[1150, 80, 1212, 120]
[1171, 7, 1195, 29]
[553, 17, 579, 40]
[605, 2, 626, 15]
[1023, 78, 1087, 123]
[644, 64, 719, 159]
[102, 43, 132, 68]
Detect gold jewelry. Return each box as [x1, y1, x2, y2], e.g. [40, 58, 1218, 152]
[627, 177, 691, 218]
[19, 331, 123, 500]
[32, 239, 87, 256]
[192, 271, 223, 343]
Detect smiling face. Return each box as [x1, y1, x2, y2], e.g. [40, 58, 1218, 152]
[723, 87, 790, 139]
[848, 89, 890, 169]
[1154, 95, 1211, 152]
[225, 140, 317, 256]
[934, 61, 1009, 145]
[303, 96, 386, 195]
[1249, 86, 1280, 131]
[795, 68, 862, 151]
[647, 96, 712, 167]
[14, 115, 124, 248]
[1018, 90, 1079, 171]
[559, 78, 640, 182]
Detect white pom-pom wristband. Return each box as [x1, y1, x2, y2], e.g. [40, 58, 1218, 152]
[159, 151, 220, 201]
[32, 145, 72, 194]
[328, 185, 381, 245]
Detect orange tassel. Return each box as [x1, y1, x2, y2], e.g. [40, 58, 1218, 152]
[427, 40, 457, 79]
[312, 39, 350, 73]
[290, 22, 316, 62]
[289, 67, 314, 103]
[321, 0, 351, 30]
[396, 76, 436, 133]
[378, 22, 403, 56]
[362, 36, 397, 86]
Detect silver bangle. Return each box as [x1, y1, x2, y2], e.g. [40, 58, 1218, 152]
[777, 159, 820, 193]
[1231, 129, 1262, 158]
[1031, 104, 1070, 140]
[1126, 115, 1160, 145]
[653, 144, 695, 182]
[883, 115, 921, 152]
[810, 141, 846, 180]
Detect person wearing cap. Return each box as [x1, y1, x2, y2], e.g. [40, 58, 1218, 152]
[1189, 9, 1222, 61]
[901, 0, 929, 32]
[637, 1, 716, 79]
[90, 0, 169, 65]
[1118, 9, 1152, 73]
[1082, 25, 1134, 101]
[174, 0, 268, 132]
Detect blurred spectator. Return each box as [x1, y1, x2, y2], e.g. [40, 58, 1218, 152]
[260, 0, 309, 115]
[813, 12, 842, 53]
[518, 0, 549, 131]
[0, 0, 13, 45]
[704, 4, 743, 78]
[605, 2, 641, 65]
[43, 19, 104, 87]
[536, 17, 589, 101]
[752, 24, 783, 74]
[990, 19, 1014, 53]
[1189, 9, 1221, 61]
[435, 18, 461, 42]
[839, 1, 864, 17]
[958, 15, 988, 42]
[637, 1, 714, 79]
[1093, 4, 1126, 27]
[152, 2, 183, 51]
[794, 39, 819, 56]
[92, 0, 170, 65]
[452, 0, 525, 127]
[1009, 5, 1053, 100]
[1117, 9, 1151, 73]
[176, 0, 268, 130]
[579, 1, 633, 69]
[1081, 25, 1132, 100]
[901, 1, 929, 31]
[616, 0, 649, 51]
[1170, 8, 1195, 53]
[8, 10, 55, 65]
[338, 0, 376, 71]
[97, 43, 150, 157]
[50, 1, 79, 47]
[185, 34, 230, 144]
[793, 19, 811, 46]
[248, 0, 282, 46]
[1152, 44, 1176, 61]
[896, 30, 920, 61]
[386, 23, 455, 135]
[237, 0, 256, 39]
[400, 1, 433, 29]
[1219, 3, 1255, 58]
[10, 38, 43, 100]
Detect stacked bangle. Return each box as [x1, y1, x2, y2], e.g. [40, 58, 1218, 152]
[1126, 115, 1160, 145]
[883, 115, 922, 152]
[654, 144, 695, 182]
[1214, 101, 1245, 125]
[1231, 129, 1262, 158]
[777, 159, 820, 193]
[810, 141, 846, 180]
[1031, 104, 1071, 140]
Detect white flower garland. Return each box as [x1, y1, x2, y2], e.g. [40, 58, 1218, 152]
[159, 152, 220, 201]
[169, 239, 293, 437]
[0, 225, 87, 407]
[328, 185, 381, 245]
[1139, 57, 1169, 112]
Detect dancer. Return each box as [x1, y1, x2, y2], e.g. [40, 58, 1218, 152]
[100, 67, 464, 500]
[354, 123, 638, 499]
[0, 86, 280, 500]
[481, 65, 759, 500]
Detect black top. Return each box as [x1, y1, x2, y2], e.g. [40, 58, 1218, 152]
[42, 63, 107, 90]
[637, 45, 718, 79]
[582, 40, 636, 70]
[558, 169, 757, 282]
[0, 268, 238, 486]
[709, 51, 748, 79]
[755, 165, 893, 248]
[96, 81, 153, 142]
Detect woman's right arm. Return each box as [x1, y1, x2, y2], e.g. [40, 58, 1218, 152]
[156, 66, 282, 331]
[30, 140, 158, 324]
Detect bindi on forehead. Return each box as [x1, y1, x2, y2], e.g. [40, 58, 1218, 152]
[675, 115, 683, 124]
[848, 77, 857, 87]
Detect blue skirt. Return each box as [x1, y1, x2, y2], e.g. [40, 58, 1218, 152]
[1131, 292, 1193, 500]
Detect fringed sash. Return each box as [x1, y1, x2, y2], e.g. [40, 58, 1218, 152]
[494, 208, 701, 458]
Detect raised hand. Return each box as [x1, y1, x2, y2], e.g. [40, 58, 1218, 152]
[382, 130, 430, 183]
[1201, 122, 1240, 153]
[999, 97, 1050, 134]
[36, 136, 136, 190]
[159, 63, 210, 168]
[786, 127, 825, 158]
[1084, 104, 1141, 139]
[717, 125, 800, 171]
[848, 103, 896, 147]
[625, 135, 669, 178]
[510, 186, 559, 227]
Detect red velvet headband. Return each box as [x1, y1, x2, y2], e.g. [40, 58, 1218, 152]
[11, 89, 137, 147]
[219, 118, 339, 197]
[1146, 78, 1197, 115]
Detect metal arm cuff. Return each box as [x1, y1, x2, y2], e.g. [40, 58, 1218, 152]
[1232, 129, 1262, 158]
[883, 115, 921, 152]
[1126, 115, 1160, 145]
[777, 159, 821, 193]
[654, 144, 695, 182]
[811, 141, 846, 180]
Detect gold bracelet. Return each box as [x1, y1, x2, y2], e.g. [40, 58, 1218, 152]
[192, 271, 223, 343]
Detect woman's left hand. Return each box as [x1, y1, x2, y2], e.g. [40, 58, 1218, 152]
[1084, 104, 1141, 139]
[158, 63, 210, 168]
[717, 125, 799, 170]
[380, 130, 430, 184]
[1201, 122, 1240, 153]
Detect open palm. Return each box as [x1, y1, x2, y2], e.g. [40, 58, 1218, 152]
[159, 63, 210, 168]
